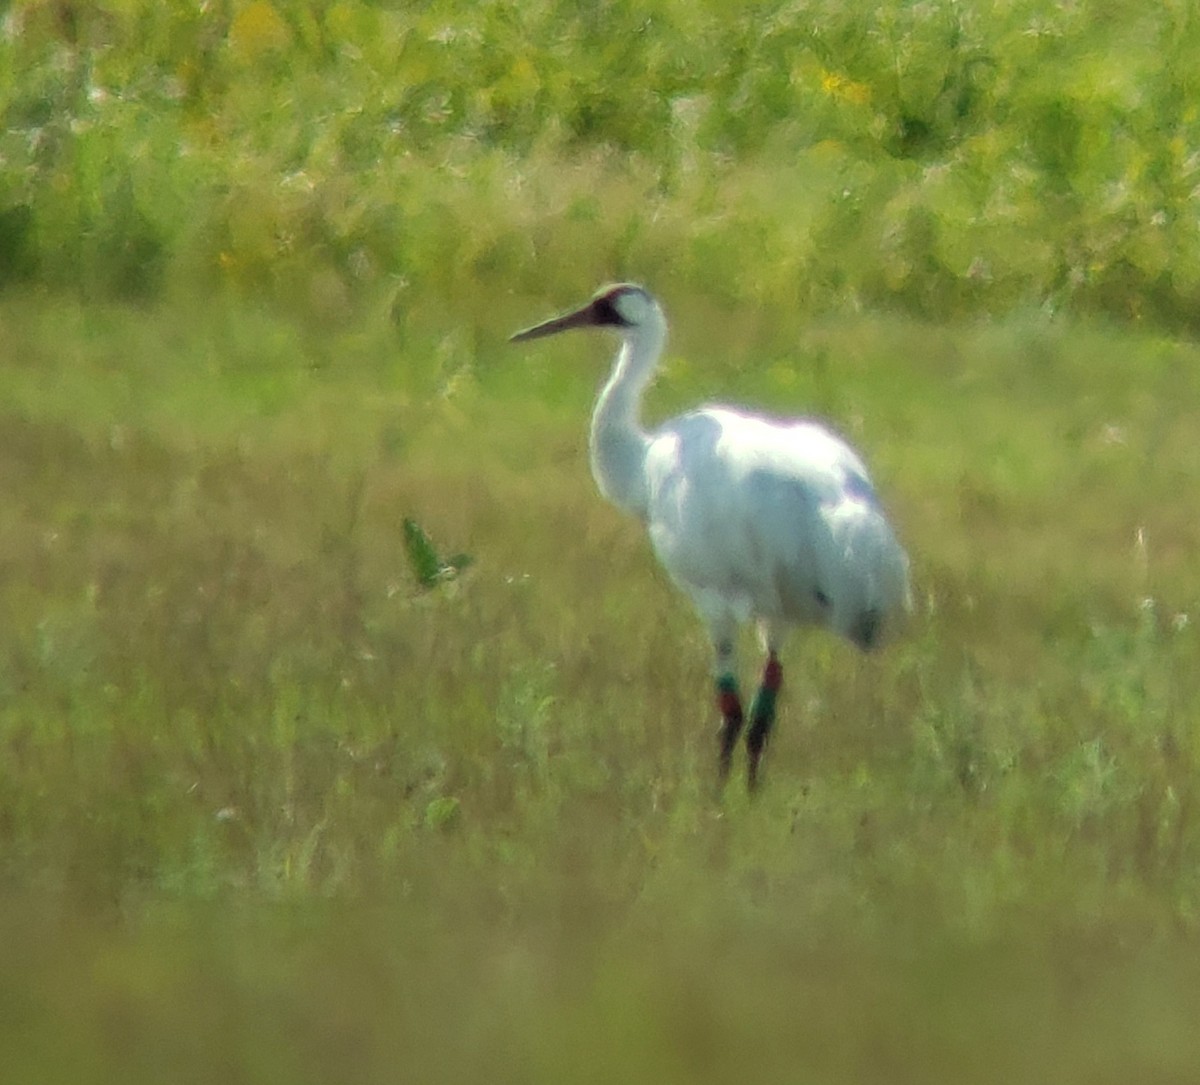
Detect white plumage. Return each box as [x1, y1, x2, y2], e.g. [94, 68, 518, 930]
[512, 283, 910, 790]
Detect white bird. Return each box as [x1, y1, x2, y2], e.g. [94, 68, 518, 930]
[511, 284, 910, 791]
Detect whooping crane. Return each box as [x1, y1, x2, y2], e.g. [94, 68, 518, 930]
[511, 284, 910, 791]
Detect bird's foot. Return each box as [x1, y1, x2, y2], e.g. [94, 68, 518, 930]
[747, 750, 765, 792]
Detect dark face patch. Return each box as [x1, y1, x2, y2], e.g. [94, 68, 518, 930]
[591, 288, 636, 327]
[588, 284, 652, 326]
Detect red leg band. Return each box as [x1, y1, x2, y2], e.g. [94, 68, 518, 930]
[763, 655, 783, 692]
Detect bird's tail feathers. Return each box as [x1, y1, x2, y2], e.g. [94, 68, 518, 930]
[828, 507, 910, 651]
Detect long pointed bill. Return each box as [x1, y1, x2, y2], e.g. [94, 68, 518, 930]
[509, 301, 598, 343]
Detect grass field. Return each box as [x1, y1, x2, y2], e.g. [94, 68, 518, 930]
[5, 1, 1200, 1081]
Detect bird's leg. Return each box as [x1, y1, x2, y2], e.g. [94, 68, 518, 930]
[715, 673, 745, 784]
[712, 638, 744, 785]
[746, 652, 782, 792]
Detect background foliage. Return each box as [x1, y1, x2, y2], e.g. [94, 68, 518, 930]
[4, 0, 1200, 326]
[4, 0, 1200, 1081]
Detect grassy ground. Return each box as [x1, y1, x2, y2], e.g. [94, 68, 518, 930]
[4, 293, 1200, 1081]
[5, 0, 1200, 1080]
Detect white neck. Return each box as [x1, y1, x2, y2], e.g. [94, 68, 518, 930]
[588, 311, 666, 520]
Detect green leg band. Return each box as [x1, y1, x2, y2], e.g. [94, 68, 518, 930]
[748, 684, 777, 725]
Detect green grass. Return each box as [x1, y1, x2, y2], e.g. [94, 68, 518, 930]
[4, 294, 1200, 1080]
[5, 0, 1200, 327]
[6, 0, 1200, 1079]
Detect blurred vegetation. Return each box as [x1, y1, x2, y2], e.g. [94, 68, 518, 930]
[2, 0, 1200, 328]
[3, 294, 1200, 1081]
[5, 0, 1200, 1081]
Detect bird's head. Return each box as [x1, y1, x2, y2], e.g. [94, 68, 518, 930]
[510, 284, 659, 343]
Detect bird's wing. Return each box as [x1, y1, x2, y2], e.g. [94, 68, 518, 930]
[642, 409, 861, 619]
